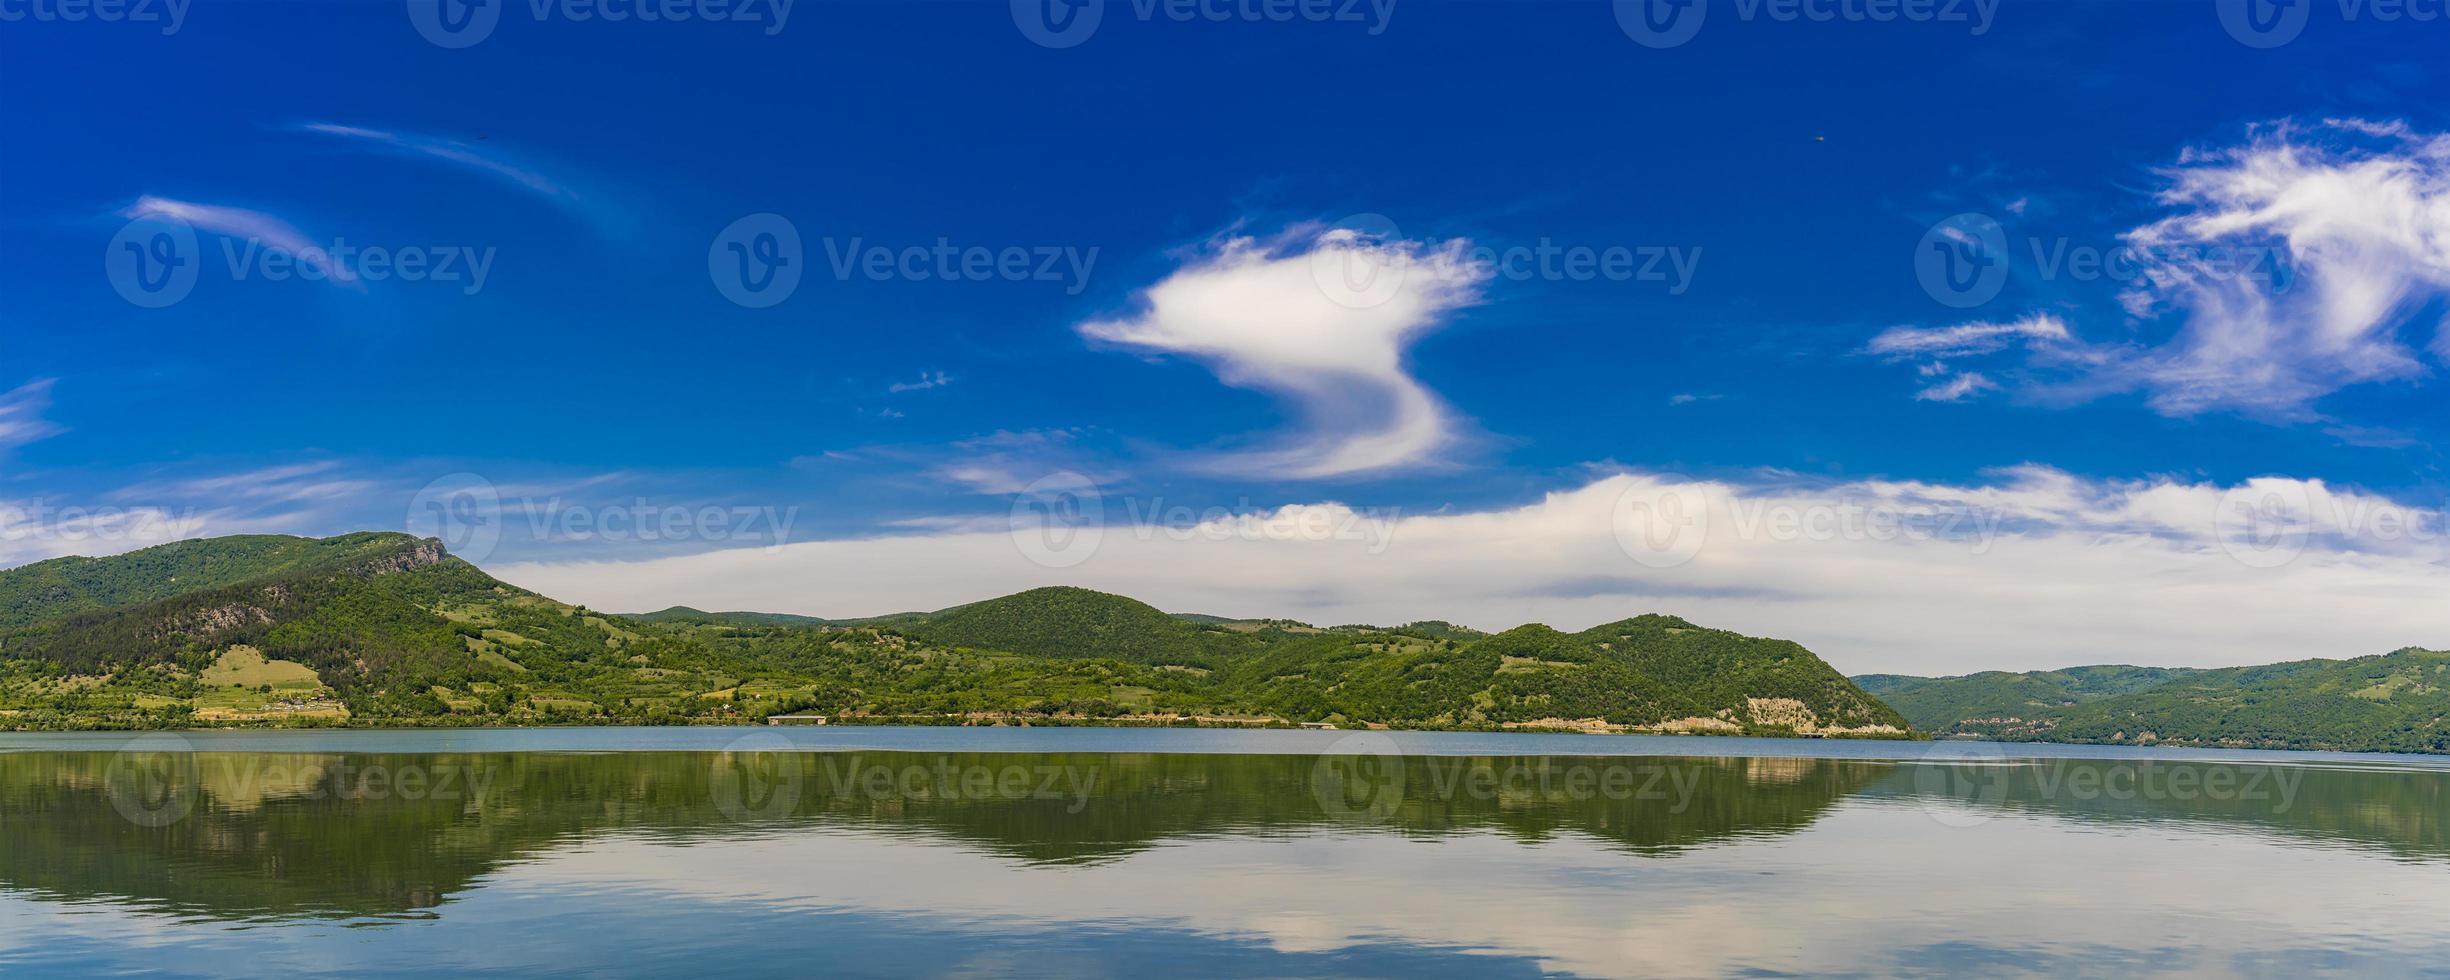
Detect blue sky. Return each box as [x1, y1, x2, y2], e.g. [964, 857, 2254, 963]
[3, 1, 2446, 672]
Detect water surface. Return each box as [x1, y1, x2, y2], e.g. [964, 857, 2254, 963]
[0, 728, 2442, 977]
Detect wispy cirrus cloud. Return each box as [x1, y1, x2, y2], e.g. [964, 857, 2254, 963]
[110, 460, 374, 506]
[888, 371, 952, 394]
[1079, 225, 1488, 479]
[1880, 119, 2450, 423]
[0, 379, 63, 453]
[1915, 371, 1998, 402]
[294, 122, 628, 235]
[121, 195, 359, 288]
[2111, 117, 2450, 419]
[1868, 313, 2073, 359]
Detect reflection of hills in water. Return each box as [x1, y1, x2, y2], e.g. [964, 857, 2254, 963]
[3, 751, 2442, 924]
[1862, 758, 2450, 865]
[0, 751, 1885, 921]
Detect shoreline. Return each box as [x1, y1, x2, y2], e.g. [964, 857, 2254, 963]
[3, 723, 2446, 766]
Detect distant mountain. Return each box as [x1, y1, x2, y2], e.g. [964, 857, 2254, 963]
[1856, 665, 2206, 728]
[905, 586, 1234, 666]
[626, 606, 834, 628]
[0, 532, 1905, 737]
[1857, 653, 2450, 754]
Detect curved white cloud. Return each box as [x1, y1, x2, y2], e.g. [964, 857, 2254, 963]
[122, 195, 357, 287]
[295, 122, 627, 235]
[1079, 227, 1488, 478]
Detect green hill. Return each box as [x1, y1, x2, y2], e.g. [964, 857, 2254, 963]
[0, 532, 420, 631]
[626, 606, 834, 628]
[0, 533, 1905, 738]
[1858, 654, 2450, 754]
[905, 586, 1251, 668]
[1855, 665, 2203, 731]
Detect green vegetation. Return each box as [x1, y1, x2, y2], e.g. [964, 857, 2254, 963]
[1858, 654, 2450, 754]
[624, 606, 834, 627]
[0, 533, 1908, 736]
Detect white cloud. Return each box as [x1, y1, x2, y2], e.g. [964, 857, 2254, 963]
[1868, 313, 2073, 359]
[2112, 118, 2450, 418]
[109, 460, 373, 506]
[887, 371, 952, 394]
[0, 378, 63, 452]
[924, 429, 1115, 495]
[0, 495, 250, 569]
[121, 195, 357, 287]
[294, 122, 623, 234]
[1079, 226, 1488, 478]
[1886, 120, 2450, 420]
[499, 467, 2450, 676]
[1914, 371, 1997, 402]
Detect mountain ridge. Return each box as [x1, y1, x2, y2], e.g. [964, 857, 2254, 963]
[0, 532, 1909, 737]
[1857, 653, 2450, 754]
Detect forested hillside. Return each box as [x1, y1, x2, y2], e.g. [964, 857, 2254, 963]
[0, 533, 1910, 737]
[1859, 655, 2450, 754]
